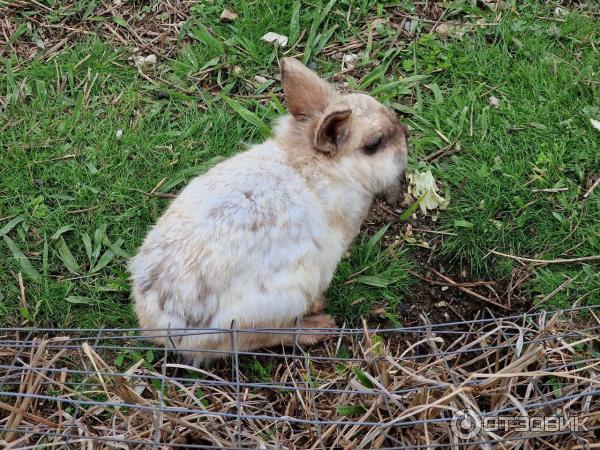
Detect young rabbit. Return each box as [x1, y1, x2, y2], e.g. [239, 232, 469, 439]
[129, 58, 409, 363]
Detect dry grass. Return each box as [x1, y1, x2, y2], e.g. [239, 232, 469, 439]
[1, 307, 598, 448]
[1, 0, 193, 61]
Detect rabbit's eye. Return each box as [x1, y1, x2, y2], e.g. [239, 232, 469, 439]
[363, 136, 382, 154]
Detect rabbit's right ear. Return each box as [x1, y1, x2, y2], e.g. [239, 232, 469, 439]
[280, 58, 336, 119]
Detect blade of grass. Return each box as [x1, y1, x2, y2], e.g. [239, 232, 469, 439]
[3, 236, 41, 281]
[0, 216, 24, 237]
[221, 95, 270, 137]
[302, 0, 336, 64]
[399, 195, 425, 222]
[56, 237, 80, 274]
[337, 405, 368, 416]
[289, 0, 301, 46]
[50, 225, 75, 240]
[364, 224, 389, 262]
[65, 295, 94, 304]
[357, 275, 395, 287]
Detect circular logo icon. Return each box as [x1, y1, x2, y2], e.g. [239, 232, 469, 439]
[451, 408, 482, 439]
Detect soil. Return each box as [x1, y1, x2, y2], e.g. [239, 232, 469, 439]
[361, 196, 533, 326]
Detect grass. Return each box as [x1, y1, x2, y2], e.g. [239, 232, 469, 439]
[0, 1, 599, 328]
[426, 12, 600, 306]
[327, 225, 414, 324]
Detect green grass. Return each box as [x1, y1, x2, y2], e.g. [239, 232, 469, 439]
[327, 225, 414, 325]
[418, 11, 600, 306]
[0, 1, 598, 328]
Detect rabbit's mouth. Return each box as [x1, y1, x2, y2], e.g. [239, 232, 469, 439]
[380, 175, 406, 205]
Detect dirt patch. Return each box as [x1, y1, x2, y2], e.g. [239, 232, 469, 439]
[362, 196, 533, 325]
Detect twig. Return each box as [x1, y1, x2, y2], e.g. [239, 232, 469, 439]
[490, 250, 600, 265]
[66, 206, 101, 215]
[411, 227, 457, 236]
[532, 188, 569, 193]
[429, 268, 510, 311]
[17, 272, 26, 309]
[425, 141, 459, 162]
[583, 176, 600, 199]
[131, 188, 176, 199]
[0, 118, 23, 133]
[149, 177, 167, 195]
[378, 203, 398, 217]
[537, 276, 576, 304]
[408, 269, 495, 288]
[32, 154, 76, 164]
[0, 400, 59, 429]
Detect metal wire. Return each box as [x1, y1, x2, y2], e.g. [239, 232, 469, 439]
[1, 305, 598, 448]
[2, 302, 596, 335]
[0, 355, 597, 396]
[0, 330, 596, 374]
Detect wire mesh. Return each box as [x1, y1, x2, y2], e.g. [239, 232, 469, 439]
[1, 305, 599, 449]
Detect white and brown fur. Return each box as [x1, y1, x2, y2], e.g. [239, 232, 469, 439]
[129, 58, 409, 364]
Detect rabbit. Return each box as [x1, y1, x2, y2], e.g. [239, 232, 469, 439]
[129, 57, 409, 364]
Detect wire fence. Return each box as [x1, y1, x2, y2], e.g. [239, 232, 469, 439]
[1, 305, 599, 449]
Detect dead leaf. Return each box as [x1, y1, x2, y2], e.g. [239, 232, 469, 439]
[516, 331, 524, 357]
[403, 234, 431, 249]
[554, 7, 568, 16]
[220, 9, 238, 22]
[32, 37, 45, 49]
[261, 32, 288, 47]
[407, 170, 449, 214]
[343, 53, 359, 68]
[133, 54, 157, 68]
[435, 23, 471, 39]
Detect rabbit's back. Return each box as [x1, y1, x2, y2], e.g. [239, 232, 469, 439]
[130, 142, 344, 338]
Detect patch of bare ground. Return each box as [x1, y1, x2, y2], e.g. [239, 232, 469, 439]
[363, 195, 533, 325]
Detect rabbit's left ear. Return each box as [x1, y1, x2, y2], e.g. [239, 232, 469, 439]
[314, 107, 352, 155]
[280, 57, 336, 119]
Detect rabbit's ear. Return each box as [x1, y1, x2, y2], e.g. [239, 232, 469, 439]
[280, 57, 336, 119]
[314, 107, 352, 155]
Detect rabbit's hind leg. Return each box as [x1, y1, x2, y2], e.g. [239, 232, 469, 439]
[179, 315, 337, 364]
[226, 314, 336, 353]
[289, 314, 336, 346]
[307, 297, 326, 315]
